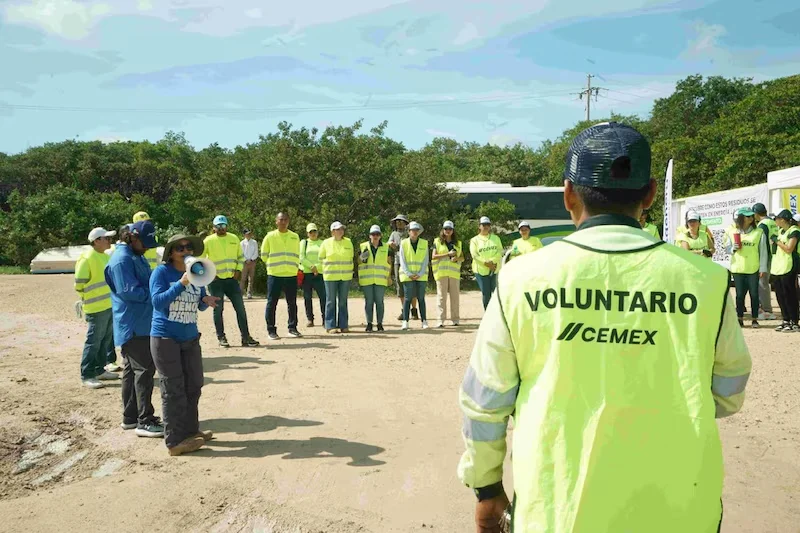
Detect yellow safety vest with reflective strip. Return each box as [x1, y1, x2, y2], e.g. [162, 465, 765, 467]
[74, 248, 112, 314]
[729, 228, 761, 274]
[676, 229, 710, 252]
[300, 238, 322, 274]
[319, 237, 354, 281]
[260, 230, 300, 277]
[202, 233, 242, 279]
[470, 234, 503, 276]
[144, 248, 158, 270]
[511, 237, 542, 257]
[676, 223, 708, 239]
[358, 242, 390, 287]
[399, 238, 430, 283]
[642, 222, 660, 239]
[490, 228, 733, 531]
[432, 238, 462, 281]
[771, 227, 800, 276]
[759, 218, 779, 253]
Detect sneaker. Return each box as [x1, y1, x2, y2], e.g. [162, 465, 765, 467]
[195, 430, 213, 441]
[105, 362, 122, 372]
[340, 328, 351, 333]
[243, 337, 260, 347]
[120, 421, 137, 430]
[326, 329, 340, 334]
[436, 322, 444, 328]
[268, 332, 280, 341]
[421, 320, 429, 329]
[377, 324, 384, 332]
[776, 322, 790, 332]
[82, 378, 104, 389]
[411, 309, 419, 320]
[135, 422, 165, 438]
[765, 312, 777, 320]
[288, 329, 302, 338]
[218, 336, 230, 348]
[401, 321, 409, 331]
[98, 371, 120, 381]
[791, 323, 800, 332]
[306, 320, 314, 328]
[751, 320, 759, 329]
[365, 324, 373, 332]
[452, 320, 460, 326]
[246, 294, 252, 299]
[167, 436, 205, 457]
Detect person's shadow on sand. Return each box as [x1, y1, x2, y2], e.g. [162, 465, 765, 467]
[199, 437, 386, 466]
[201, 414, 323, 435]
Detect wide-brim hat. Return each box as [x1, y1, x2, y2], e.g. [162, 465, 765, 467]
[391, 214, 409, 223]
[162, 234, 204, 260]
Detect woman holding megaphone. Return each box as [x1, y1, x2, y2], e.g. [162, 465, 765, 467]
[149, 234, 220, 457]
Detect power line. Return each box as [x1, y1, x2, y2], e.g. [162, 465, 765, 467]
[576, 74, 606, 121]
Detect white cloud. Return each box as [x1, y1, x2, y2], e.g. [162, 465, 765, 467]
[244, 7, 262, 19]
[453, 22, 479, 45]
[488, 132, 522, 147]
[426, 128, 457, 138]
[5, 0, 111, 40]
[684, 21, 727, 58]
[95, 134, 129, 144]
[137, 0, 153, 11]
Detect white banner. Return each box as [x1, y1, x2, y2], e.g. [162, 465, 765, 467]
[681, 184, 769, 269]
[663, 159, 673, 243]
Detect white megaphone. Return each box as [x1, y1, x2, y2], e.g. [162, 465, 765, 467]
[184, 255, 216, 287]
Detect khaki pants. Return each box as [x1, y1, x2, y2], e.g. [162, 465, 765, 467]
[436, 277, 460, 323]
[240, 260, 256, 296]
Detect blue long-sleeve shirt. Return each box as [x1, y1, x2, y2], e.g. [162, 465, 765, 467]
[105, 244, 153, 347]
[149, 263, 208, 342]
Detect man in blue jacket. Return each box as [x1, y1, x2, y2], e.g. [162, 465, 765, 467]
[105, 220, 164, 438]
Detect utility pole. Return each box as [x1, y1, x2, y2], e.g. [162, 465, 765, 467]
[578, 74, 605, 122]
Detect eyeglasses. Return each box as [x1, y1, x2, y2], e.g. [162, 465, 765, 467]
[215, 224, 228, 229]
[174, 243, 194, 253]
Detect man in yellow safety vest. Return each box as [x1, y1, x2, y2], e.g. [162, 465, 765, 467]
[75, 227, 121, 389]
[752, 203, 778, 320]
[458, 122, 752, 533]
[261, 212, 303, 340]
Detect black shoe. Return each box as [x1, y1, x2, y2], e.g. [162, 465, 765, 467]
[306, 320, 314, 328]
[268, 332, 280, 341]
[365, 323, 373, 332]
[751, 320, 759, 329]
[288, 329, 302, 338]
[738, 319, 744, 327]
[218, 336, 230, 348]
[377, 324, 384, 332]
[397, 313, 404, 321]
[776, 322, 790, 332]
[243, 337, 260, 347]
[411, 309, 419, 320]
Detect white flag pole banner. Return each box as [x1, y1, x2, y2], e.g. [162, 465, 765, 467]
[680, 184, 769, 270]
[663, 159, 673, 243]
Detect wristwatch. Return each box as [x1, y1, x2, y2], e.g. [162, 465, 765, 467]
[474, 481, 504, 501]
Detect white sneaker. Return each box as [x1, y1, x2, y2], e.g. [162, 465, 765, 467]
[764, 312, 777, 320]
[82, 378, 104, 389]
[401, 321, 409, 331]
[105, 362, 122, 372]
[436, 321, 444, 328]
[452, 320, 460, 326]
[422, 320, 429, 329]
[97, 371, 120, 381]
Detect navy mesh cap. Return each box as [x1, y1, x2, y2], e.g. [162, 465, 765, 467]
[564, 122, 651, 190]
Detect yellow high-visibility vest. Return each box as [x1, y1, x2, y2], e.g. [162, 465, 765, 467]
[358, 242, 390, 287]
[144, 248, 158, 270]
[676, 229, 710, 253]
[399, 238, 430, 283]
[260, 229, 301, 277]
[300, 238, 323, 274]
[318, 237, 354, 281]
[432, 238, 462, 281]
[74, 248, 112, 314]
[511, 237, 543, 257]
[470, 234, 503, 276]
[642, 222, 660, 239]
[771, 227, 800, 276]
[202, 233, 242, 280]
[729, 228, 761, 274]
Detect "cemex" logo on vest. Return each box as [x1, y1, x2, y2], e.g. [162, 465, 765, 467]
[556, 322, 657, 345]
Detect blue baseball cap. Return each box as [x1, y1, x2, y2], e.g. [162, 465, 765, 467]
[564, 122, 651, 190]
[213, 215, 228, 226]
[130, 220, 158, 249]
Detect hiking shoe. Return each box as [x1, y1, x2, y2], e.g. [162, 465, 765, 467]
[306, 320, 314, 328]
[167, 436, 205, 456]
[365, 324, 373, 332]
[195, 430, 213, 441]
[401, 321, 409, 331]
[135, 422, 165, 438]
[377, 324, 384, 332]
[105, 362, 122, 372]
[82, 378, 104, 389]
[243, 337, 260, 347]
[218, 336, 230, 348]
[751, 320, 759, 329]
[98, 371, 120, 381]
[120, 421, 137, 430]
[411, 309, 419, 320]
[421, 320, 429, 330]
[268, 332, 280, 341]
[288, 329, 302, 338]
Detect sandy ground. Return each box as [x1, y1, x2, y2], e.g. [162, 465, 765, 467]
[0, 274, 798, 533]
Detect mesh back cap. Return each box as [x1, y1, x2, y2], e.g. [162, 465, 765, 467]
[564, 122, 651, 190]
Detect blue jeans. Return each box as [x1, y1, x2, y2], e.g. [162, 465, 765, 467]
[324, 280, 350, 330]
[362, 284, 386, 325]
[403, 281, 427, 321]
[81, 308, 114, 380]
[475, 273, 497, 310]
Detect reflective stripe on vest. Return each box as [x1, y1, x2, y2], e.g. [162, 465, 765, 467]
[358, 242, 390, 286]
[496, 233, 730, 530]
[470, 234, 503, 276]
[771, 227, 799, 276]
[399, 238, 429, 283]
[74, 249, 112, 314]
[261, 230, 300, 277]
[432, 238, 462, 281]
[730, 229, 761, 274]
[320, 238, 354, 281]
[203, 234, 242, 280]
[145, 248, 158, 270]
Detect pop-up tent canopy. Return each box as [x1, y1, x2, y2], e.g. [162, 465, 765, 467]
[767, 165, 800, 214]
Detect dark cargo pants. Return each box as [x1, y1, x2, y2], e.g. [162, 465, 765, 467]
[120, 336, 156, 427]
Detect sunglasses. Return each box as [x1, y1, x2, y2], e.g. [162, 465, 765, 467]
[215, 224, 228, 229]
[444, 228, 454, 231]
[174, 243, 194, 253]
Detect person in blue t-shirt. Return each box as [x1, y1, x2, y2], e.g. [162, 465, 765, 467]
[105, 220, 163, 438]
[150, 234, 219, 457]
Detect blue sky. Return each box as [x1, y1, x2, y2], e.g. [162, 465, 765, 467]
[1, 0, 798, 153]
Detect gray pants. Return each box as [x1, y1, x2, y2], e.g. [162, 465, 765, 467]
[121, 336, 156, 427]
[151, 336, 203, 448]
[759, 271, 772, 312]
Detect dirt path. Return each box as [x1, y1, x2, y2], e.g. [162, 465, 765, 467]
[0, 274, 797, 532]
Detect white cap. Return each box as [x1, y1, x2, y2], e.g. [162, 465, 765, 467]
[409, 221, 423, 231]
[686, 210, 700, 221]
[518, 221, 531, 229]
[330, 221, 345, 231]
[369, 224, 382, 234]
[479, 216, 491, 225]
[794, 213, 800, 222]
[88, 227, 116, 243]
[442, 220, 454, 229]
